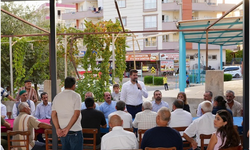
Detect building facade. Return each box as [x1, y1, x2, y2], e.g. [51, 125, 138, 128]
[62, 0, 241, 74]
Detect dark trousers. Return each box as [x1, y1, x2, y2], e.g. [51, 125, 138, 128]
[126, 104, 142, 118]
[164, 83, 168, 90]
[32, 141, 46, 150]
[60, 130, 83, 150]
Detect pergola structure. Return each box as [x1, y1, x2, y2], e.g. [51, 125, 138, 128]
[1, 0, 249, 149]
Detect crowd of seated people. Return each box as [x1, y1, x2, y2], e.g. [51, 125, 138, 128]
[1, 80, 244, 150]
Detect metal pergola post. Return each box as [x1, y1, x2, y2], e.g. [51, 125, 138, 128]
[179, 31, 186, 92]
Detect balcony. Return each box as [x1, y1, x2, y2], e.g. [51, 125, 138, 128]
[162, 2, 180, 11]
[192, 1, 236, 11]
[62, 0, 97, 4]
[162, 41, 179, 49]
[62, 10, 103, 20]
[162, 22, 178, 30]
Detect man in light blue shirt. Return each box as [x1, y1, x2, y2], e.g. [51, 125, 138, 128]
[81, 92, 100, 110]
[99, 92, 116, 118]
[151, 90, 169, 112]
[35, 92, 51, 119]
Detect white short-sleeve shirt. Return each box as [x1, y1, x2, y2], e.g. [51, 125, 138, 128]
[169, 108, 193, 128]
[108, 110, 132, 128]
[52, 89, 82, 131]
[184, 112, 216, 146]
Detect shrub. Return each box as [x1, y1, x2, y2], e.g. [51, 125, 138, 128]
[144, 76, 153, 84]
[188, 75, 197, 83]
[154, 77, 163, 85]
[224, 74, 233, 81]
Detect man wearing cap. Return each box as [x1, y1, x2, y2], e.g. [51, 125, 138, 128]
[16, 80, 38, 104]
[12, 90, 36, 119]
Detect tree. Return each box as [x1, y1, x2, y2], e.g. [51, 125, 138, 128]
[75, 20, 127, 102]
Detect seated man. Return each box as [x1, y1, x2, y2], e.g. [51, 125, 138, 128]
[183, 101, 216, 149]
[35, 92, 51, 119]
[1, 103, 7, 119]
[1, 116, 11, 150]
[99, 92, 116, 118]
[132, 101, 157, 129]
[141, 107, 183, 150]
[81, 92, 100, 110]
[197, 91, 213, 117]
[81, 97, 106, 149]
[13, 102, 52, 150]
[12, 90, 35, 119]
[101, 115, 138, 149]
[108, 101, 132, 128]
[169, 99, 192, 127]
[151, 90, 169, 112]
[225, 90, 242, 116]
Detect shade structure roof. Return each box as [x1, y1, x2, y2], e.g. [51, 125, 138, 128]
[177, 16, 243, 46]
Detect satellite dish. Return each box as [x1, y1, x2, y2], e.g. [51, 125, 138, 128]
[194, 53, 198, 58]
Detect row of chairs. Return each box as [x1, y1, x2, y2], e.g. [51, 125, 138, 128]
[7, 128, 98, 150]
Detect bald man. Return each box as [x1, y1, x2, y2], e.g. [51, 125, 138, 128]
[101, 115, 138, 150]
[141, 107, 183, 150]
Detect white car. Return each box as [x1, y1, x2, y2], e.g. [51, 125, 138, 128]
[223, 66, 242, 78]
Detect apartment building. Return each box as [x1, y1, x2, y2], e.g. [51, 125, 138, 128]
[62, 0, 241, 73]
[38, 3, 76, 27]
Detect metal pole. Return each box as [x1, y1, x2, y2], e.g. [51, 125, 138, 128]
[179, 31, 186, 92]
[9, 37, 13, 96]
[49, 0, 58, 149]
[206, 31, 208, 70]
[220, 45, 223, 70]
[198, 43, 200, 83]
[112, 34, 115, 77]
[64, 36, 67, 79]
[133, 36, 136, 69]
[243, 0, 249, 148]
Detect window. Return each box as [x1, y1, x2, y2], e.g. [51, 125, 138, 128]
[145, 16, 157, 28]
[190, 55, 195, 60]
[145, 37, 157, 47]
[117, 0, 126, 8]
[162, 15, 169, 22]
[144, 0, 156, 9]
[116, 17, 127, 26]
[208, 55, 217, 60]
[162, 35, 169, 42]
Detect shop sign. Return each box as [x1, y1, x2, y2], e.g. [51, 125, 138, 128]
[126, 53, 159, 61]
[142, 66, 149, 71]
[137, 70, 142, 75]
[160, 53, 179, 60]
[160, 60, 174, 72]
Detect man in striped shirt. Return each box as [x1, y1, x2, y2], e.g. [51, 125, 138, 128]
[16, 80, 38, 105]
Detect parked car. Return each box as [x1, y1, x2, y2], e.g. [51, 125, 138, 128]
[223, 66, 242, 78]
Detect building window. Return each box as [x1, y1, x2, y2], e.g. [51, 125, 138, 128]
[117, 0, 126, 8]
[144, 16, 157, 28]
[144, 0, 156, 9]
[162, 15, 169, 22]
[190, 55, 195, 60]
[162, 35, 169, 42]
[208, 55, 217, 60]
[145, 37, 157, 47]
[116, 17, 127, 26]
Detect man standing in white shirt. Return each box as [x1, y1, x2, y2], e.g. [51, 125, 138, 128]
[101, 115, 138, 150]
[225, 90, 242, 116]
[196, 91, 213, 117]
[52, 77, 83, 150]
[108, 101, 132, 128]
[169, 99, 192, 127]
[121, 69, 148, 118]
[183, 101, 216, 149]
[151, 90, 169, 112]
[132, 101, 157, 129]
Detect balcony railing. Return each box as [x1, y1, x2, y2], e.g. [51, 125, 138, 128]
[162, 0, 181, 3]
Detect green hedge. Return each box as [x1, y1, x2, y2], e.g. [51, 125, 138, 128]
[154, 77, 163, 85]
[144, 76, 153, 84]
[224, 74, 233, 81]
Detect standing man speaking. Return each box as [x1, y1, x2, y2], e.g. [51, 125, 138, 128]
[121, 69, 148, 118]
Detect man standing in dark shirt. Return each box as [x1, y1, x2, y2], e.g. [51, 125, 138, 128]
[141, 107, 183, 150]
[81, 97, 107, 149]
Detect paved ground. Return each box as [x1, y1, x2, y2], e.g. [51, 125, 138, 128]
[119, 76, 243, 116]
